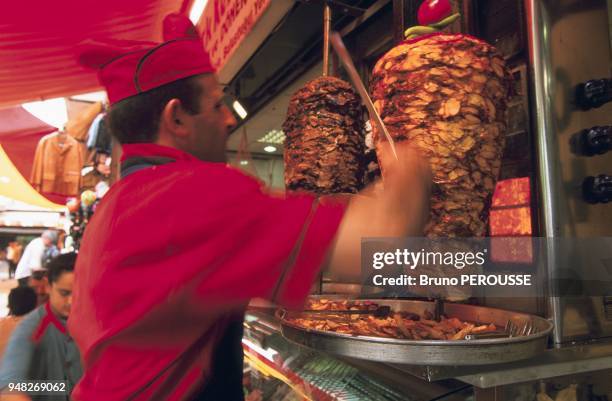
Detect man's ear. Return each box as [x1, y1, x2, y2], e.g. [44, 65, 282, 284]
[160, 99, 191, 138]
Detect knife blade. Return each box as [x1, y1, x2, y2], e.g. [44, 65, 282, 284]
[330, 31, 398, 160]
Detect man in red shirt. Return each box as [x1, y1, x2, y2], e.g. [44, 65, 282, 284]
[69, 13, 430, 401]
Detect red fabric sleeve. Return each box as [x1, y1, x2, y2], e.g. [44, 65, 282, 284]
[72, 161, 346, 339]
[68, 161, 346, 401]
[271, 199, 346, 308]
[181, 166, 346, 310]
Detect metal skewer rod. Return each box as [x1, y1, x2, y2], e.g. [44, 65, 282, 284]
[329, 31, 398, 160]
[323, 4, 331, 76]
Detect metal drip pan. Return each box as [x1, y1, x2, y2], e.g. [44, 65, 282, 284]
[278, 298, 553, 366]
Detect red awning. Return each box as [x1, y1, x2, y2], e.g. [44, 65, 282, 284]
[0, 106, 56, 179]
[0, 0, 192, 109]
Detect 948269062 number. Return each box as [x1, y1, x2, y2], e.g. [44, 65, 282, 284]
[5, 381, 67, 394]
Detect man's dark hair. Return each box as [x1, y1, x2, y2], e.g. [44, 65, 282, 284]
[47, 252, 77, 284]
[8, 286, 37, 316]
[107, 75, 203, 144]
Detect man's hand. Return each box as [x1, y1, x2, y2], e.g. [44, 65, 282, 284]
[377, 141, 432, 234]
[377, 141, 431, 191]
[326, 141, 432, 282]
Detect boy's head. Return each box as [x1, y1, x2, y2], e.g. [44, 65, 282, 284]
[46, 252, 76, 319]
[8, 286, 37, 316]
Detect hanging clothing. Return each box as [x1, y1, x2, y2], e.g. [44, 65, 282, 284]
[68, 143, 345, 401]
[85, 114, 104, 150]
[93, 116, 112, 154]
[65, 102, 103, 143]
[30, 132, 84, 198]
[83, 114, 112, 192]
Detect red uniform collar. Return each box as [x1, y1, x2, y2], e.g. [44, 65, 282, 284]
[32, 302, 67, 342]
[120, 143, 198, 163]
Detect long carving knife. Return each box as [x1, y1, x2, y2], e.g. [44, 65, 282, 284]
[330, 31, 398, 160]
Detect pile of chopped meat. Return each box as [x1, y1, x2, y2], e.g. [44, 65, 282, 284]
[286, 299, 497, 340]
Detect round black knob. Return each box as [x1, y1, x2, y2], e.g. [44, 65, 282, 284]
[570, 126, 612, 156]
[582, 175, 612, 204]
[575, 79, 612, 111]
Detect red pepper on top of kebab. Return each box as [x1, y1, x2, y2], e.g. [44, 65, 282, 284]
[404, 0, 461, 39]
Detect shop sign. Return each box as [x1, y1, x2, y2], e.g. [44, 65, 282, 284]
[199, 0, 271, 70]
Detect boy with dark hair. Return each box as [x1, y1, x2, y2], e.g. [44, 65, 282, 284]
[7, 286, 37, 316]
[0, 253, 82, 401]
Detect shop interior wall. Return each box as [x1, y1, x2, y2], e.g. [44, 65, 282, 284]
[227, 153, 285, 190]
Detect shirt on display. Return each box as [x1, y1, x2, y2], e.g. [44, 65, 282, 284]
[30, 132, 84, 198]
[65, 101, 103, 143]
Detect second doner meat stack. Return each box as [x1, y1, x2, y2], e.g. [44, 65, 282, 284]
[370, 33, 512, 237]
[283, 76, 365, 194]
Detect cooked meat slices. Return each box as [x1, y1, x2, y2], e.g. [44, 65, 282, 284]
[370, 34, 512, 237]
[287, 300, 498, 340]
[283, 76, 366, 194]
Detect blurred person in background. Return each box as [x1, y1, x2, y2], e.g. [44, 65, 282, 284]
[28, 270, 50, 307]
[0, 249, 9, 281]
[6, 242, 22, 279]
[15, 230, 59, 286]
[0, 286, 37, 359]
[0, 253, 82, 401]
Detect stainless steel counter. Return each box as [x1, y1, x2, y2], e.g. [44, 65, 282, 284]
[390, 339, 612, 388]
[246, 307, 612, 389]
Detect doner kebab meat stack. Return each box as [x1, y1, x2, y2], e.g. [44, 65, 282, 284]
[370, 33, 512, 237]
[283, 76, 365, 194]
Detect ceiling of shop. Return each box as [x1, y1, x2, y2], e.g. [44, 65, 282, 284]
[226, 62, 322, 156]
[226, 0, 394, 156]
[0, 0, 190, 109]
[218, 0, 296, 85]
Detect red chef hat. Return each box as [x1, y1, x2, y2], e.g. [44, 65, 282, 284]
[79, 13, 215, 104]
